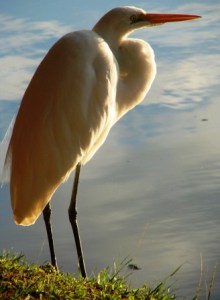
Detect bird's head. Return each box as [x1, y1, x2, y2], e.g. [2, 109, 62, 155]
[93, 6, 201, 43]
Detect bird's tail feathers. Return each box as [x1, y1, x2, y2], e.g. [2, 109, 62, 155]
[0, 115, 15, 185]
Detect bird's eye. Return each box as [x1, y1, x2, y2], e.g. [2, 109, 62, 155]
[130, 14, 138, 24]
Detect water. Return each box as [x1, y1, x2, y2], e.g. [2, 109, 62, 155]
[0, 1, 220, 298]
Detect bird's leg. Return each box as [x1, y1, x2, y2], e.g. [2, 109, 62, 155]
[68, 163, 87, 277]
[43, 202, 58, 269]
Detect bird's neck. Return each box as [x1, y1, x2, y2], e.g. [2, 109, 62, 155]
[114, 39, 156, 121]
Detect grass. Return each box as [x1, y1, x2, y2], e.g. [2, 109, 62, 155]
[192, 254, 218, 300]
[0, 252, 176, 300]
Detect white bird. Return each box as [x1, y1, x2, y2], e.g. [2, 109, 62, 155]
[5, 6, 200, 277]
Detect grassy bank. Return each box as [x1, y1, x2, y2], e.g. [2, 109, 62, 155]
[0, 252, 176, 299]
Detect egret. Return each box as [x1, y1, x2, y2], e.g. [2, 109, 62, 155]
[5, 6, 200, 277]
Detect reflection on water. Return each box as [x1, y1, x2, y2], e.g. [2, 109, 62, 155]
[0, 1, 220, 298]
[1, 104, 220, 298]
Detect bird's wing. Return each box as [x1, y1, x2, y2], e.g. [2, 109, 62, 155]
[6, 30, 118, 225]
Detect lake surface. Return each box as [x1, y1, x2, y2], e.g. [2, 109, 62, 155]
[0, 1, 220, 298]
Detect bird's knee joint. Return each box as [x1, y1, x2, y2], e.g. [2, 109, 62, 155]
[68, 208, 77, 223]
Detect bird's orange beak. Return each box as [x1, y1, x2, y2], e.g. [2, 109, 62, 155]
[144, 13, 201, 25]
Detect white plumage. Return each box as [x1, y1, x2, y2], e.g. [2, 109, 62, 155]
[4, 6, 200, 275]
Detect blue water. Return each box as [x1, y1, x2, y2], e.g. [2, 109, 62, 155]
[0, 1, 220, 298]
